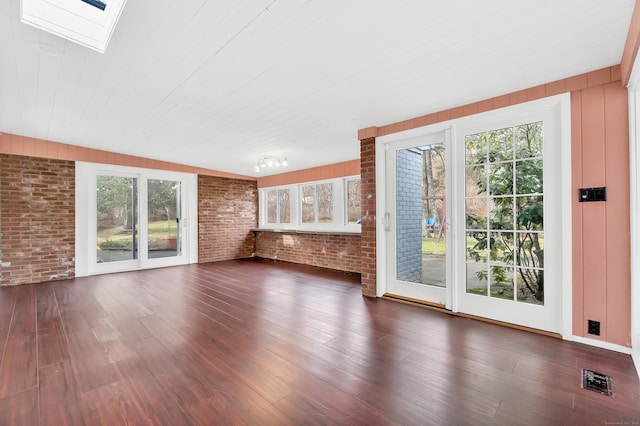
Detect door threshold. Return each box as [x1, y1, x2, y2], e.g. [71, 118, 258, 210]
[382, 293, 446, 310]
[382, 293, 561, 339]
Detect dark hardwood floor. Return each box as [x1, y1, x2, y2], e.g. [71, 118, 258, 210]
[0, 258, 639, 425]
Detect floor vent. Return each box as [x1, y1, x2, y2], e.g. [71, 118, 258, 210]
[581, 369, 614, 397]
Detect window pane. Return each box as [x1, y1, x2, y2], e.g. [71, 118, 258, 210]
[466, 231, 488, 295]
[516, 159, 543, 195]
[516, 196, 543, 231]
[347, 179, 361, 224]
[96, 175, 138, 263]
[517, 268, 544, 304]
[465, 132, 486, 165]
[466, 165, 486, 197]
[489, 163, 513, 195]
[490, 266, 514, 300]
[317, 183, 333, 223]
[490, 231, 514, 265]
[515, 232, 544, 269]
[516, 121, 543, 159]
[147, 179, 180, 259]
[301, 185, 315, 223]
[279, 189, 290, 224]
[489, 197, 514, 230]
[488, 127, 513, 162]
[266, 190, 277, 223]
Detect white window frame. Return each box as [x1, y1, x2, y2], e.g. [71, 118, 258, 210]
[259, 175, 361, 233]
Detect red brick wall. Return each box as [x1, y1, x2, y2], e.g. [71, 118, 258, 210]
[255, 231, 361, 273]
[198, 175, 257, 262]
[360, 138, 377, 297]
[0, 154, 75, 286]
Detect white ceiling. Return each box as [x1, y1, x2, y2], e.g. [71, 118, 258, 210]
[0, 0, 634, 177]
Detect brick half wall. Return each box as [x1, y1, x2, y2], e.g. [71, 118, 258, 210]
[255, 231, 361, 273]
[198, 175, 258, 262]
[0, 154, 75, 285]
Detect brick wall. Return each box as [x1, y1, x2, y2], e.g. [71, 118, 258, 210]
[198, 175, 257, 262]
[255, 231, 361, 273]
[360, 138, 377, 296]
[0, 154, 75, 286]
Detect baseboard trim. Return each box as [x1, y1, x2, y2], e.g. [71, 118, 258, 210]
[568, 335, 632, 355]
[382, 293, 561, 339]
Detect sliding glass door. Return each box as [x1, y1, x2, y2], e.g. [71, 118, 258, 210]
[76, 162, 197, 276]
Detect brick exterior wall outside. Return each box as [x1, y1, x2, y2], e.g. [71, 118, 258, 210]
[396, 149, 423, 283]
[255, 231, 361, 273]
[360, 138, 377, 296]
[0, 154, 75, 286]
[198, 175, 257, 262]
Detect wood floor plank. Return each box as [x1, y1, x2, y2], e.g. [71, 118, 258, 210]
[0, 285, 37, 399]
[0, 286, 18, 369]
[38, 360, 87, 425]
[1, 258, 639, 424]
[0, 388, 38, 425]
[36, 284, 71, 367]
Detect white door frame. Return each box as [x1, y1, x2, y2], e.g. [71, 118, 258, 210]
[376, 94, 572, 337]
[383, 130, 452, 306]
[75, 161, 198, 276]
[628, 56, 640, 377]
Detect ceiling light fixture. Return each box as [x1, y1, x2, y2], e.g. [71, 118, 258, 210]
[255, 156, 288, 173]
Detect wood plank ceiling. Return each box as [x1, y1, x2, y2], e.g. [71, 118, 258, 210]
[0, 0, 634, 176]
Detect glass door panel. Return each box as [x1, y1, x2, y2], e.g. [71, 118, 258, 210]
[464, 123, 545, 304]
[147, 179, 181, 259]
[457, 112, 562, 334]
[96, 175, 138, 264]
[386, 131, 450, 306]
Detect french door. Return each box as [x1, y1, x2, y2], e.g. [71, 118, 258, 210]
[385, 130, 451, 306]
[382, 95, 568, 334]
[455, 104, 564, 333]
[76, 163, 197, 276]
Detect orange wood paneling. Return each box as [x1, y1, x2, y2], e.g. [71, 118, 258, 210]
[0, 133, 255, 181]
[580, 86, 608, 342]
[257, 159, 361, 188]
[604, 82, 632, 346]
[581, 87, 607, 186]
[367, 66, 621, 140]
[0, 134, 9, 152]
[622, 0, 640, 86]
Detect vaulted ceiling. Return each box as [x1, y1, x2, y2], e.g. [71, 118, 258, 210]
[0, 0, 634, 177]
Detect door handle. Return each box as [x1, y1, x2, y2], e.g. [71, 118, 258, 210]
[383, 212, 390, 232]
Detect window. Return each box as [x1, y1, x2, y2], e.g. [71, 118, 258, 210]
[346, 178, 361, 224]
[266, 188, 290, 224]
[260, 176, 360, 232]
[301, 183, 333, 224]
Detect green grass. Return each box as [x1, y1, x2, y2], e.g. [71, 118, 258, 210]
[98, 220, 177, 247]
[422, 237, 446, 253]
[422, 237, 486, 255]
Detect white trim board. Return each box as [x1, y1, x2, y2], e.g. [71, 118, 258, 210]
[627, 55, 640, 379]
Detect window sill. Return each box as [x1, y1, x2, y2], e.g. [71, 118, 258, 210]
[252, 228, 361, 236]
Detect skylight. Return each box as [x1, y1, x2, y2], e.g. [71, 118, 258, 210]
[21, 0, 127, 53]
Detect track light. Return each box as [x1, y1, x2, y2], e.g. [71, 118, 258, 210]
[254, 156, 289, 173]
